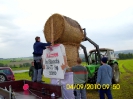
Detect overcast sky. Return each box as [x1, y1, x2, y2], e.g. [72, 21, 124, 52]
[0, 0, 133, 58]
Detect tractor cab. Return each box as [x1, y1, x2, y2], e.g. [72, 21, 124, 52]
[88, 48, 120, 84]
[89, 48, 117, 65]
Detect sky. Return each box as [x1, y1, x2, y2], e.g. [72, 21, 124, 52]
[0, 0, 133, 58]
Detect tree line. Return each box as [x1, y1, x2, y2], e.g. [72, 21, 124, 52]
[118, 53, 133, 60]
[81, 53, 133, 62]
[0, 63, 31, 68]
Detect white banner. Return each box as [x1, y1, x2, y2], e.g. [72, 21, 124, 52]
[42, 44, 67, 79]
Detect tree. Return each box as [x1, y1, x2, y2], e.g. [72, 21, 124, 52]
[118, 53, 133, 59]
[19, 64, 23, 68]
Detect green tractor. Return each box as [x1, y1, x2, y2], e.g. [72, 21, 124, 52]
[80, 28, 120, 84]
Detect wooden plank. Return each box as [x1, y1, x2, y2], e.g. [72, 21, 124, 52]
[51, 18, 54, 45]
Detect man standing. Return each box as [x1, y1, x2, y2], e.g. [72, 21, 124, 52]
[96, 57, 113, 99]
[29, 62, 34, 81]
[67, 58, 88, 99]
[33, 36, 51, 82]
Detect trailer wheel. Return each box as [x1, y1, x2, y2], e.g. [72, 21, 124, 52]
[0, 74, 6, 82]
[112, 63, 120, 84]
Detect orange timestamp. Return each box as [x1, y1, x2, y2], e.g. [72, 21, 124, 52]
[66, 84, 120, 90]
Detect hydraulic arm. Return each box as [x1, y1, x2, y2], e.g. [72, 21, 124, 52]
[80, 28, 101, 64]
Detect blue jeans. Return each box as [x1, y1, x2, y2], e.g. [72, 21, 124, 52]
[33, 69, 42, 82]
[74, 89, 87, 99]
[99, 88, 112, 99]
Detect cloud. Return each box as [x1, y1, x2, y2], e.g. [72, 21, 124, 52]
[0, 14, 20, 45]
[81, 23, 133, 51]
[0, 0, 133, 58]
[0, 14, 20, 29]
[80, 7, 133, 51]
[0, 30, 44, 58]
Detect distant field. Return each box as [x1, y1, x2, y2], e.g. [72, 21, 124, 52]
[0, 58, 32, 64]
[0, 59, 33, 69]
[0, 59, 11, 64]
[8, 60, 32, 66]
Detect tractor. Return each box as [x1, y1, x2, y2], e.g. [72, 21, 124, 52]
[80, 28, 120, 84]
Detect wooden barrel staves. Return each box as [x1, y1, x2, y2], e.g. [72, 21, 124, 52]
[43, 13, 84, 67]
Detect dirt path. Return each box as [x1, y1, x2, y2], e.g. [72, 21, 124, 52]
[122, 65, 133, 74]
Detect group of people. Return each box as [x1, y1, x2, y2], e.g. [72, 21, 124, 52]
[66, 57, 113, 99]
[29, 36, 113, 99]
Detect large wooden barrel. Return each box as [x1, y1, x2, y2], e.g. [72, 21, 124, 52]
[43, 13, 84, 44]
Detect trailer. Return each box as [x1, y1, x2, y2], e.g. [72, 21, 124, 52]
[0, 80, 63, 99]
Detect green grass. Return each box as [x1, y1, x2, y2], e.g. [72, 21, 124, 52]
[11, 67, 29, 71]
[0, 59, 11, 64]
[111, 59, 133, 99]
[82, 62, 88, 66]
[14, 72, 50, 83]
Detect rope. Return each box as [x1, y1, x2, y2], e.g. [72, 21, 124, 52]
[28, 89, 42, 99]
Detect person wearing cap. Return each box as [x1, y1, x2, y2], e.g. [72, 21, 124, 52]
[96, 57, 113, 99]
[32, 36, 51, 82]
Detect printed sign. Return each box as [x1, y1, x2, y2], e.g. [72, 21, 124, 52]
[42, 44, 68, 79]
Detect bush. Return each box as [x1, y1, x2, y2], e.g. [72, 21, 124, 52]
[0, 63, 4, 67]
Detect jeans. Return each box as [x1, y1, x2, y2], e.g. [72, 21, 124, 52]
[33, 69, 42, 82]
[74, 89, 87, 99]
[99, 88, 112, 99]
[31, 76, 33, 81]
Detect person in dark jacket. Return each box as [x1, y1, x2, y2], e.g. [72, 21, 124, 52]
[32, 36, 51, 82]
[29, 61, 34, 81]
[96, 57, 113, 99]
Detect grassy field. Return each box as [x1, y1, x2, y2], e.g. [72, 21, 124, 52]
[0, 59, 11, 64]
[8, 60, 32, 66]
[14, 72, 50, 83]
[11, 67, 29, 71]
[0, 58, 32, 66]
[12, 59, 133, 99]
[0, 58, 32, 70]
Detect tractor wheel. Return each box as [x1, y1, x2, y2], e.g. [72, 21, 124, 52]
[0, 74, 6, 82]
[112, 63, 120, 84]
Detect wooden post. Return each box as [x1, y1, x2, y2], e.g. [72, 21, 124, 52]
[51, 18, 54, 45]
